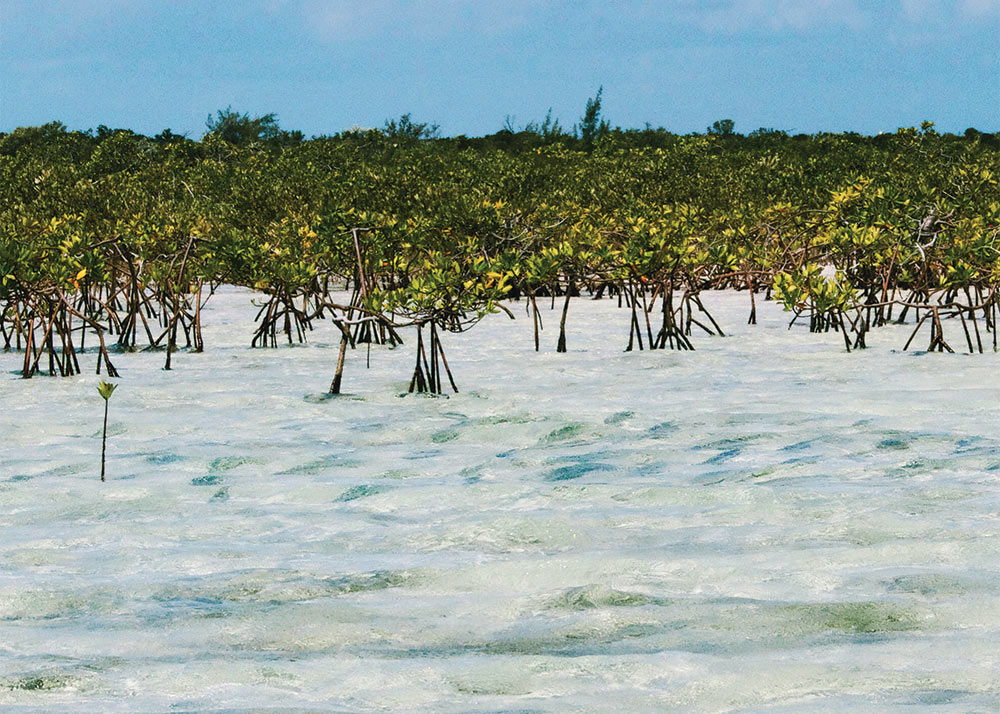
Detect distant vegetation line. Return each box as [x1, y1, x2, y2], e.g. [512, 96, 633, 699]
[5, 98, 997, 149]
[1, 99, 998, 392]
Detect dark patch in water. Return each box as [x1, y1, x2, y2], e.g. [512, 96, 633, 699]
[191, 474, 222, 486]
[647, 421, 678, 438]
[877, 438, 910, 451]
[694, 434, 762, 450]
[302, 391, 336, 403]
[884, 573, 970, 596]
[905, 689, 974, 705]
[780, 455, 817, 467]
[154, 570, 414, 612]
[704, 447, 740, 465]
[472, 622, 665, 657]
[547, 585, 657, 610]
[548, 449, 622, 465]
[327, 570, 413, 594]
[694, 471, 728, 485]
[155, 595, 228, 615]
[431, 429, 459, 443]
[397, 392, 449, 400]
[209, 455, 258, 472]
[279, 454, 361, 475]
[302, 392, 362, 403]
[210, 487, 229, 502]
[480, 414, 536, 426]
[146, 453, 182, 464]
[541, 423, 586, 443]
[37, 464, 81, 477]
[403, 449, 442, 460]
[336, 485, 386, 502]
[4, 674, 76, 691]
[544, 462, 613, 481]
[786, 601, 922, 634]
[604, 411, 633, 425]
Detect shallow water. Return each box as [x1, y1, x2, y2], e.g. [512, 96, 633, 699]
[1, 288, 998, 713]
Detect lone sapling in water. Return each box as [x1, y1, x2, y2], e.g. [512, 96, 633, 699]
[97, 380, 117, 481]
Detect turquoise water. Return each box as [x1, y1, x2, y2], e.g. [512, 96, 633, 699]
[1, 288, 998, 712]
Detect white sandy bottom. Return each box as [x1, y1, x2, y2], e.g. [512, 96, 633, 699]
[1, 288, 998, 713]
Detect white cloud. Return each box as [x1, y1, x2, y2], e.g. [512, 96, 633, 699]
[676, 0, 865, 34]
[959, 0, 1000, 17]
[891, 0, 997, 48]
[299, 0, 538, 42]
[900, 0, 941, 23]
[899, 0, 999, 23]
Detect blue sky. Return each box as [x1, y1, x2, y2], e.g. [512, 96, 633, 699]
[2, 0, 998, 137]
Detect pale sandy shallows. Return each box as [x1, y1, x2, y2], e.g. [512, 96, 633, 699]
[1, 287, 998, 713]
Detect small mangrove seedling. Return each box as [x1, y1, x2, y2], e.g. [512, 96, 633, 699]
[97, 380, 118, 482]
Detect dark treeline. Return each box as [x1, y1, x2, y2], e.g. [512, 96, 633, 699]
[7, 103, 996, 152]
[2, 102, 999, 392]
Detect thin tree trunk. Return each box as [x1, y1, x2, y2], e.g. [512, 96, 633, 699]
[330, 326, 349, 394]
[100, 399, 109, 482]
[557, 281, 573, 353]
